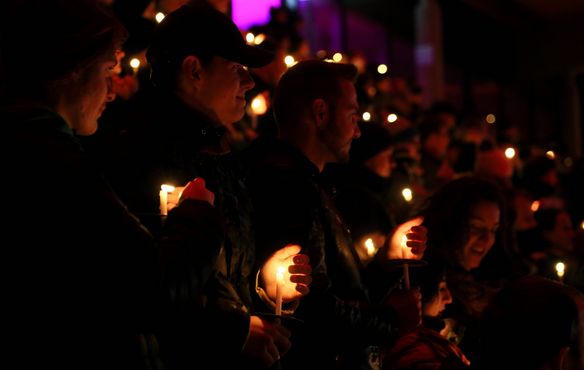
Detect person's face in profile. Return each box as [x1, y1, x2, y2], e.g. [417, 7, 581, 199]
[460, 200, 500, 270]
[199, 56, 255, 125]
[321, 79, 360, 164]
[69, 55, 117, 136]
[423, 279, 453, 317]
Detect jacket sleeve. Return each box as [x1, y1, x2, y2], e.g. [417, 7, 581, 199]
[156, 199, 251, 368]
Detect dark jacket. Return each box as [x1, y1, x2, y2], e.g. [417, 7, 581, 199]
[1, 106, 162, 370]
[244, 138, 401, 370]
[105, 88, 259, 369]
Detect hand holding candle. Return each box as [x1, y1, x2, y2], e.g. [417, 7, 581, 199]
[177, 178, 215, 206]
[275, 266, 285, 316]
[388, 216, 426, 260]
[261, 244, 312, 314]
[159, 184, 175, 216]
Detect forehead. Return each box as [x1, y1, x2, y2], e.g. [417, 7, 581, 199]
[337, 79, 357, 102]
[470, 201, 500, 220]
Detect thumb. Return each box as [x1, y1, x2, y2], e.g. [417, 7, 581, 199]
[192, 177, 206, 188]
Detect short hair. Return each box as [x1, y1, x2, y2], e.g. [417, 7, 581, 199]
[479, 276, 581, 370]
[273, 59, 357, 130]
[1, 0, 126, 100]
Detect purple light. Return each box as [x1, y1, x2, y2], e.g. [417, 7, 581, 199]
[232, 0, 281, 32]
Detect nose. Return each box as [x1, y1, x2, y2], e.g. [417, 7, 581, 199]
[353, 121, 361, 139]
[443, 287, 453, 305]
[105, 76, 116, 102]
[239, 67, 255, 91]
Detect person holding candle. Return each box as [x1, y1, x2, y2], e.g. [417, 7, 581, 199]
[419, 175, 515, 363]
[244, 59, 425, 370]
[0, 1, 230, 369]
[98, 3, 312, 369]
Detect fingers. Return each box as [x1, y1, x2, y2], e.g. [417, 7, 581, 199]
[295, 284, 310, 296]
[292, 253, 309, 264]
[261, 340, 280, 368]
[288, 263, 311, 275]
[289, 274, 312, 285]
[191, 177, 206, 187]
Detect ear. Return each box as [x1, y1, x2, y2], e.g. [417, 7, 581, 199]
[181, 55, 204, 83]
[312, 98, 329, 129]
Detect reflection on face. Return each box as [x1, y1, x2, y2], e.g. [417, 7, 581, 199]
[70, 57, 116, 136]
[460, 201, 500, 271]
[423, 280, 453, 317]
[198, 56, 255, 125]
[321, 79, 360, 163]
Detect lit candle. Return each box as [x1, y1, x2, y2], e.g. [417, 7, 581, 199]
[364, 238, 376, 256]
[555, 262, 565, 283]
[129, 58, 140, 75]
[275, 265, 285, 316]
[159, 184, 175, 216]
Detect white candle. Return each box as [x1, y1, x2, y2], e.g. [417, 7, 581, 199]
[401, 232, 410, 289]
[159, 189, 168, 216]
[159, 184, 175, 216]
[275, 265, 285, 316]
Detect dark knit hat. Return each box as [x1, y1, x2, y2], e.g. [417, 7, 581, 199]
[350, 122, 393, 162]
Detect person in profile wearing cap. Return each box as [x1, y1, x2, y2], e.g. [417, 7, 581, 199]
[101, 2, 311, 369]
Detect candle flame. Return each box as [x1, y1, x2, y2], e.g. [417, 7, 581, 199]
[531, 200, 540, 212]
[276, 266, 286, 282]
[161, 184, 175, 192]
[504, 147, 516, 159]
[387, 113, 398, 123]
[364, 238, 376, 256]
[155, 12, 165, 23]
[555, 262, 565, 277]
[401, 188, 413, 202]
[129, 58, 140, 69]
[251, 94, 268, 115]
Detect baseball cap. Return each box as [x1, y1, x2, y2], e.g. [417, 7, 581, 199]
[147, 3, 274, 70]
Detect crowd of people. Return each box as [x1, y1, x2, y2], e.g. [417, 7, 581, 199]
[1, 1, 583, 370]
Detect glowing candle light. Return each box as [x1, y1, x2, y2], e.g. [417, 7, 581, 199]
[377, 64, 388, 74]
[504, 147, 516, 159]
[245, 32, 255, 44]
[275, 265, 285, 316]
[284, 55, 296, 67]
[555, 262, 565, 282]
[402, 188, 413, 202]
[155, 12, 165, 23]
[364, 238, 376, 256]
[531, 200, 540, 212]
[387, 113, 398, 123]
[251, 94, 267, 115]
[332, 52, 343, 62]
[253, 33, 266, 45]
[362, 111, 371, 121]
[129, 58, 140, 75]
[546, 150, 555, 160]
[486, 114, 496, 124]
[159, 184, 175, 216]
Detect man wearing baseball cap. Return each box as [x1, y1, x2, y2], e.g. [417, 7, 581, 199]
[102, 2, 311, 369]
